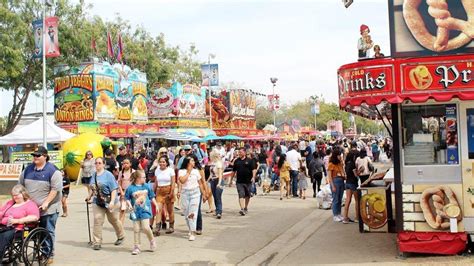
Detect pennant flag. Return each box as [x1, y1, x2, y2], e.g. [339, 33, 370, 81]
[45, 17, 60, 58]
[116, 33, 123, 63]
[107, 32, 114, 58]
[32, 19, 43, 59]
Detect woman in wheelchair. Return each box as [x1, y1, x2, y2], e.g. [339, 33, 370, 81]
[0, 184, 40, 256]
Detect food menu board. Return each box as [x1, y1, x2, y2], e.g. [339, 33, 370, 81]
[54, 64, 95, 123]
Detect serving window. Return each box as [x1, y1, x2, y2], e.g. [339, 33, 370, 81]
[401, 104, 459, 166]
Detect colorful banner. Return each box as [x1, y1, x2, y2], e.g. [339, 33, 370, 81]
[147, 83, 180, 118]
[0, 164, 23, 180]
[229, 90, 257, 118]
[150, 119, 208, 128]
[402, 61, 474, 92]
[93, 63, 148, 122]
[10, 151, 64, 169]
[45, 16, 60, 58]
[446, 104, 458, 164]
[338, 66, 394, 98]
[311, 102, 320, 115]
[180, 84, 207, 118]
[267, 94, 280, 111]
[201, 64, 219, 87]
[389, 0, 474, 57]
[54, 74, 94, 123]
[207, 90, 231, 129]
[32, 19, 43, 58]
[131, 81, 148, 122]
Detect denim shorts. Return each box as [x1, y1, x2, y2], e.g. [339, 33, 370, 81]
[345, 183, 358, 191]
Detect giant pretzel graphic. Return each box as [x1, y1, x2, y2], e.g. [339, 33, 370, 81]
[420, 186, 462, 230]
[360, 193, 388, 229]
[403, 0, 474, 52]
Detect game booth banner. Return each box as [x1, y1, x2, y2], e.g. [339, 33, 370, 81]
[54, 62, 148, 124]
[338, 54, 474, 255]
[147, 82, 208, 127]
[206, 89, 257, 130]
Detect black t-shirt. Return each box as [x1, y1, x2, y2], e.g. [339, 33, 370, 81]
[130, 157, 140, 170]
[233, 157, 256, 184]
[258, 153, 267, 164]
[62, 176, 70, 194]
[116, 154, 127, 170]
[104, 157, 117, 173]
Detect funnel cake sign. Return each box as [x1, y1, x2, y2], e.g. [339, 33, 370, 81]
[402, 61, 474, 92]
[338, 66, 394, 99]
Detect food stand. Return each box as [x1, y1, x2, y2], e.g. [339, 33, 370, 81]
[338, 53, 473, 254]
[336, 0, 474, 255]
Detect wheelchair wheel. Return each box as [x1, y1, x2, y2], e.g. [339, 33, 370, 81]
[21, 228, 52, 266]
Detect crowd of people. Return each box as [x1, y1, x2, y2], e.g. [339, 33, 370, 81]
[0, 136, 392, 262]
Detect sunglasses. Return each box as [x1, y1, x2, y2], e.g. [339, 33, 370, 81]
[32, 154, 43, 158]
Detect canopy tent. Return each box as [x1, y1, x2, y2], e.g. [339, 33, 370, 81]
[0, 117, 75, 145]
[203, 135, 242, 141]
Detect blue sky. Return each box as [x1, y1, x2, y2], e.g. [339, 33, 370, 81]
[1, 0, 390, 116]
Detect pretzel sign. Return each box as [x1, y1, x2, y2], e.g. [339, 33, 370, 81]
[360, 193, 388, 229]
[420, 186, 462, 230]
[403, 0, 474, 52]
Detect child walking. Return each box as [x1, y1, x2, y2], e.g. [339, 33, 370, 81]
[298, 166, 308, 200]
[125, 170, 158, 255]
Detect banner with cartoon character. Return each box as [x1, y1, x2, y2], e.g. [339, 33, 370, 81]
[131, 81, 148, 122]
[206, 89, 231, 129]
[147, 82, 180, 118]
[228, 89, 257, 129]
[93, 63, 147, 122]
[179, 84, 206, 118]
[54, 64, 95, 123]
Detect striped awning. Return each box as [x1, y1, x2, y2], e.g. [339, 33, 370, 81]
[161, 128, 216, 138]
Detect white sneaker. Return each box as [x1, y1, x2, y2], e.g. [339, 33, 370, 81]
[189, 234, 196, 241]
[333, 216, 343, 222]
[131, 245, 141, 255]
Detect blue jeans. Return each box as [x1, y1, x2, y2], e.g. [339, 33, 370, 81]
[181, 188, 201, 232]
[197, 194, 202, 231]
[40, 212, 59, 256]
[290, 170, 299, 196]
[258, 164, 268, 180]
[331, 177, 345, 216]
[210, 179, 223, 215]
[271, 173, 279, 186]
[0, 227, 15, 259]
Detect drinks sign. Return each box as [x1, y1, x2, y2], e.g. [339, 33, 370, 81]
[338, 66, 394, 98]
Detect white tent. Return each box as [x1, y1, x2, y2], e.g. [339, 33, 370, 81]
[0, 117, 75, 145]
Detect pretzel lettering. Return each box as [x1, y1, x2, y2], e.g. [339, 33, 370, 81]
[420, 185, 462, 230]
[403, 0, 474, 52]
[360, 193, 388, 229]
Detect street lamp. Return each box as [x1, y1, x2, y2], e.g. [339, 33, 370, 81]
[208, 53, 216, 130]
[270, 77, 278, 134]
[310, 95, 319, 131]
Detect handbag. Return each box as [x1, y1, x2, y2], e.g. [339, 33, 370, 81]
[94, 173, 111, 208]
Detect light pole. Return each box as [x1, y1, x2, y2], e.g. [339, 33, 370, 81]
[310, 95, 319, 132]
[270, 77, 278, 134]
[208, 53, 215, 130]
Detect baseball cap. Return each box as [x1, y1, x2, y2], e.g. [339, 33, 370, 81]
[183, 144, 192, 150]
[118, 145, 126, 150]
[31, 146, 48, 156]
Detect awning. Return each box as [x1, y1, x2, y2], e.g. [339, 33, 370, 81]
[338, 54, 474, 113]
[160, 128, 216, 138]
[138, 131, 203, 142]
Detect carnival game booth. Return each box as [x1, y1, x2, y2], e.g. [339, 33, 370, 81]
[338, 53, 473, 255]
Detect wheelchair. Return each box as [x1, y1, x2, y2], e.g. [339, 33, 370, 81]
[1, 223, 53, 266]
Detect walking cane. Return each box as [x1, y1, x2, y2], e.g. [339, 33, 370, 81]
[86, 201, 92, 245]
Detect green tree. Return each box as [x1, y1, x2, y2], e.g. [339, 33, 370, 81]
[0, 0, 202, 136]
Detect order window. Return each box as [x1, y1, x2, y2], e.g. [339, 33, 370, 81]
[401, 104, 458, 165]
